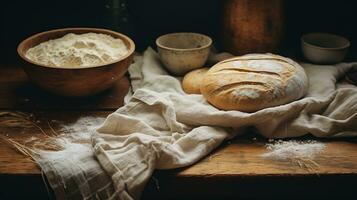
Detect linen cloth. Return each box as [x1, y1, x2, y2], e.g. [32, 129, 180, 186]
[33, 47, 357, 200]
[91, 47, 357, 200]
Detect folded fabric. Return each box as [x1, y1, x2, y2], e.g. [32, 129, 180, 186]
[93, 48, 357, 200]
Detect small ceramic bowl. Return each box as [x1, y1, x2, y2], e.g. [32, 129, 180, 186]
[301, 33, 350, 64]
[17, 28, 135, 97]
[156, 32, 212, 76]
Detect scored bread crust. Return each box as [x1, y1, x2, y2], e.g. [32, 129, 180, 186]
[200, 54, 308, 112]
[182, 67, 209, 94]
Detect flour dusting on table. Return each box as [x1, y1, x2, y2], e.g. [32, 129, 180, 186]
[56, 116, 106, 141]
[34, 116, 106, 160]
[262, 140, 326, 160]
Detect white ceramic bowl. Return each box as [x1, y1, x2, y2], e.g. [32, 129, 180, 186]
[156, 32, 212, 76]
[301, 33, 350, 64]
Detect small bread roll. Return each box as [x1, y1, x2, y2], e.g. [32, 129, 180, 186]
[200, 54, 308, 112]
[182, 68, 209, 94]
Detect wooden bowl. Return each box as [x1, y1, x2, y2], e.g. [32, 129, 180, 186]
[17, 28, 135, 97]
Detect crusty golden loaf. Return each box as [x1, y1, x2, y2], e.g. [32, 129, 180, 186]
[200, 54, 308, 112]
[182, 67, 209, 94]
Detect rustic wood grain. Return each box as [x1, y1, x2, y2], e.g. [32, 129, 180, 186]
[0, 67, 130, 110]
[1, 113, 357, 176]
[0, 66, 356, 199]
[0, 66, 357, 177]
[178, 139, 357, 176]
[0, 111, 111, 175]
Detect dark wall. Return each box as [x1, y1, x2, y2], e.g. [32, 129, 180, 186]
[0, 0, 105, 63]
[1, 0, 357, 63]
[284, 0, 357, 59]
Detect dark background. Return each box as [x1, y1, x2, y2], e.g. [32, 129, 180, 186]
[0, 1, 356, 199]
[1, 0, 357, 64]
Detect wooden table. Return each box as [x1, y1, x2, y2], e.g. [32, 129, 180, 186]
[0, 65, 356, 200]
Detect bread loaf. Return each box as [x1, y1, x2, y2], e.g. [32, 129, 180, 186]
[182, 67, 209, 94]
[200, 54, 308, 112]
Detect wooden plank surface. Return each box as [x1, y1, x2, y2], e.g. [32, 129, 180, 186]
[0, 66, 357, 199]
[1, 110, 357, 176]
[0, 66, 357, 177]
[0, 66, 130, 110]
[0, 111, 111, 175]
[179, 138, 357, 176]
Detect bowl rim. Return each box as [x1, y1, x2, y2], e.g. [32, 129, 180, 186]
[17, 27, 135, 70]
[301, 32, 350, 51]
[156, 32, 212, 51]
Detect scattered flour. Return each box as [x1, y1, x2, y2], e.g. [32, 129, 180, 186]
[262, 140, 326, 161]
[26, 33, 128, 67]
[33, 116, 106, 157]
[57, 116, 106, 141]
